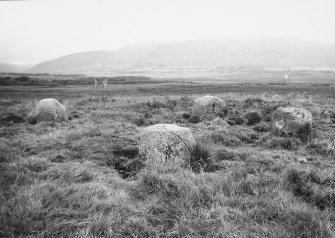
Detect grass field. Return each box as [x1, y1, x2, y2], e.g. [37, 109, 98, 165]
[1, 74, 335, 237]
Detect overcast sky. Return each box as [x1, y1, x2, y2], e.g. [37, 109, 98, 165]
[1, 0, 335, 64]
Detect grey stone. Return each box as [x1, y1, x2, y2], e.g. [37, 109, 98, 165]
[139, 124, 196, 172]
[272, 107, 312, 135]
[28, 98, 67, 123]
[192, 95, 225, 118]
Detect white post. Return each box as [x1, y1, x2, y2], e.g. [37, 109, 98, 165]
[94, 79, 97, 88]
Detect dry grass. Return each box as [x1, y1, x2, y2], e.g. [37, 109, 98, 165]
[1, 83, 335, 237]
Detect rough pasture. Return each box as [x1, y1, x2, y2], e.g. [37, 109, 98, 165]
[1, 79, 335, 237]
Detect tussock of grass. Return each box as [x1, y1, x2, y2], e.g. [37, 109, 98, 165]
[307, 139, 335, 157]
[0, 111, 26, 125]
[213, 148, 247, 162]
[244, 156, 285, 176]
[0, 162, 38, 201]
[75, 96, 101, 106]
[1, 181, 123, 237]
[136, 97, 184, 113]
[66, 127, 102, 141]
[211, 126, 258, 147]
[296, 123, 313, 143]
[226, 115, 245, 125]
[247, 200, 331, 238]
[233, 127, 259, 143]
[264, 136, 302, 150]
[19, 156, 50, 173]
[190, 143, 212, 173]
[283, 168, 335, 210]
[253, 121, 270, 132]
[113, 146, 139, 159]
[0, 139, 16, 163]
[129, 169, 332, 237]
[49, 150, 69, 163]
[131, 170, 227, 210]
[42, 163, 95, 183]
[107, 155, 145, 178]
[179, 96, 194, 110]
[244, 111, 262, 126]
[0, 127, 18, 138]
[131, 116, 146, 127]
[188, 114, 201, 124]
[243, 97, 264, 107]
[219, 106, 240, 118]
[211, 131, 242, 146]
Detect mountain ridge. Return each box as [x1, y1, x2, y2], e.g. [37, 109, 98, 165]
[26, 38, 335, 74]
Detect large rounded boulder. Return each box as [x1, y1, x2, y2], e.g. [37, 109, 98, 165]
[192, 95, 225, 119]
[28, 98, 67, 124]
[272, 107, 312, 136]
[139, 124, 196, 172]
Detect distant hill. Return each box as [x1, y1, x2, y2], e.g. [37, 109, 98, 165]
[26, 38, 335, 74]
[0, 62, 35, 73]
[0, 62, 22, 73]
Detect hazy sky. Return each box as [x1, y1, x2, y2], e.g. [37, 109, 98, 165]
[1, 0, 335, 63]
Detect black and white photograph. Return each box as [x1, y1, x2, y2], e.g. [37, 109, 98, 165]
[1, 0, 335, 237]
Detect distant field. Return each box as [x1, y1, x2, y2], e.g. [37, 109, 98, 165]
[1, 70, 334, 99]
[0, 81, 334, 100]
[1, 72, 335, 237]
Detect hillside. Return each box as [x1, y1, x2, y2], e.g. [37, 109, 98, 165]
[0, 62, 36, 73]
[26, 38, 335, 75]
[0, 62, 23, 73]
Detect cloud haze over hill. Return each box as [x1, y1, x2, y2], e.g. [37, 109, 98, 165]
[0, 62, 33, 73]
[1, 0, 335, 65]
